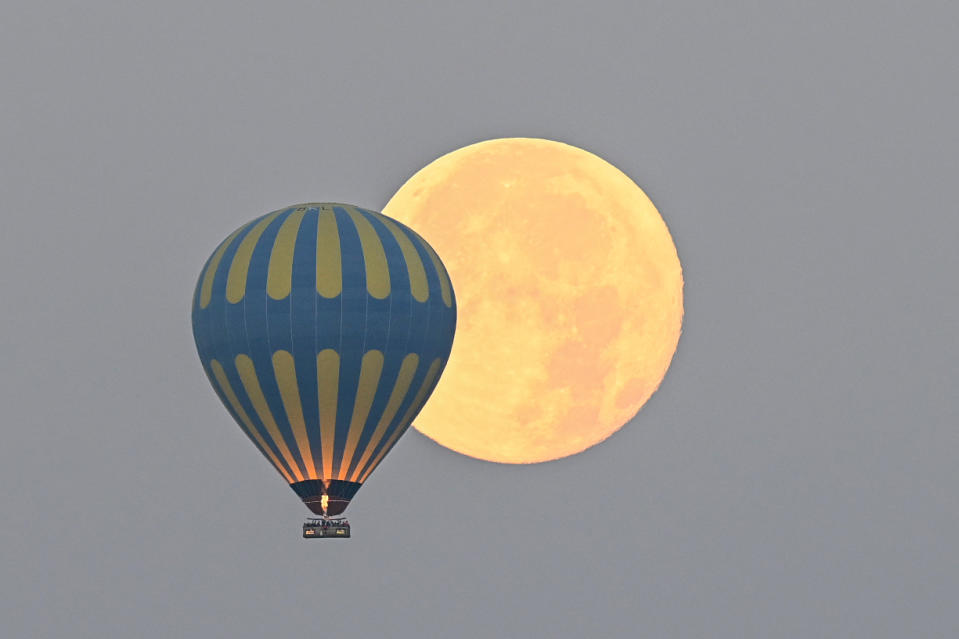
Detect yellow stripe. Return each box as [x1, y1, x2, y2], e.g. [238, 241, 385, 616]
[350, 353, 420, 483]
[349, 354, 421, 482]
[316, 205, 342, 298]
[371, 213, 429, 302]
[316, 349, 340, 478]
[271, 350, 317, 478]
[198, 222, 254, 309]
[344, 206, 390, 299]
[267, 209, 306, 300]
[412, 233, 453, 307]
[338, 350, 384, 479]
[226, 210, 284, 303]
[234, 354, 305, 482]
[358, 357, 443, 482]
[208, 359, 294, 483]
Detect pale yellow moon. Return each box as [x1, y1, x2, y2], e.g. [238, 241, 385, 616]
[383, 138, 683, 463]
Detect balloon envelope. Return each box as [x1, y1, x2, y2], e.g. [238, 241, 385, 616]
[191, 203, 456, 515]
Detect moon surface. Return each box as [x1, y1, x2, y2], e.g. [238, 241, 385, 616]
[383, 138, 683, 464]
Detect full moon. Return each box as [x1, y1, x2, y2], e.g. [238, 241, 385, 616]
[383, 138, 683, 463]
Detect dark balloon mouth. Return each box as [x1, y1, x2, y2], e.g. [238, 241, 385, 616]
[291, 479, 362, 516]
[303, 496, 350, 516]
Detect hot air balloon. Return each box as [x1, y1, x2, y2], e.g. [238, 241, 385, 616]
[191, 203, 456, 536]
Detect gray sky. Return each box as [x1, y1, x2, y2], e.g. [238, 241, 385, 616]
[2, 2, 957, 637]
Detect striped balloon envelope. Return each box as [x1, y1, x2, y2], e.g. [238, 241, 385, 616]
[191, 203, 456, 516]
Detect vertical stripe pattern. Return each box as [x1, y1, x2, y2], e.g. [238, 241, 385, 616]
[267, 209, 306, 300]
[198, 221, 254, 309]
[344, 205, 391, 299]
[315, 205, 342, 298]
[357, 358, 445, 483]
[209, 359, 294, 483]
[192, 204, 456, 514]
[316, 349, 340, 479]
[226, 210, 284, 303]
[271, 350, 316, 477]
[372, 212, 430, 302]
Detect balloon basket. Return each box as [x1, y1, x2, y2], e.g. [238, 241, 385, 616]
[302, 517, 351, 539]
